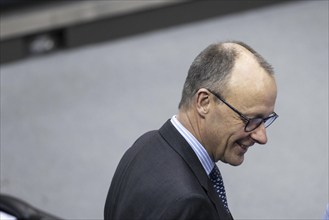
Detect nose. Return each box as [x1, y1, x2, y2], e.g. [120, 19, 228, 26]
[250, 123, 268, 145]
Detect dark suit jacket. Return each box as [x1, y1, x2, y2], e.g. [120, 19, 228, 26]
[104, 120, 234, 220]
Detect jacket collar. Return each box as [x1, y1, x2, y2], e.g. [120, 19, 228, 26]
[159, 120, 233, 220]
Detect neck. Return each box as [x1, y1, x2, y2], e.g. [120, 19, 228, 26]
[177, 108, 215, 161]
[177, 109, 202, 145]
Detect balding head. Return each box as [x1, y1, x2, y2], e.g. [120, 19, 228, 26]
[178, 41, 274, 110]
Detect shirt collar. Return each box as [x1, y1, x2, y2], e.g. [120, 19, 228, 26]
[170, 115, 215, 175]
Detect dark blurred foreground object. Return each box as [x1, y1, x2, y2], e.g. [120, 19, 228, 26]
[0, 194, 62, 220]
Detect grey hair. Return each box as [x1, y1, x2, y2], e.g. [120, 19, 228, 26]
[178, 41, 274, 109]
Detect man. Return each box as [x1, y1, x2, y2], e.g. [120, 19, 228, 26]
[104, 41, 278, 220]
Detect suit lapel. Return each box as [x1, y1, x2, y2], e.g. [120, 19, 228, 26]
[159, 120, 233, 220]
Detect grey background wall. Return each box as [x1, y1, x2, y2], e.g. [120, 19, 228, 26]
[1, 0, 328, 219]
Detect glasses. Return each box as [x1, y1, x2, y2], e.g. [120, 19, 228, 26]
[207, 89, 278, 132]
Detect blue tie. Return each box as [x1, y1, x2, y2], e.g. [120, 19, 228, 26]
[209, 165, 230, 213]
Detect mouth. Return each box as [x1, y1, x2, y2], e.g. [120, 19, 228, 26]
[237, 143, 250, 153]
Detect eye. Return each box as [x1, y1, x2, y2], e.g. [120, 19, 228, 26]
[250, 118, 263, 126]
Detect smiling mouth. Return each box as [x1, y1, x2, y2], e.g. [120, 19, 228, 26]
[240, 144, 248, 149]
[237, 143, 249, 153]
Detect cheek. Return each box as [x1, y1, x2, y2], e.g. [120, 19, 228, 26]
[222, 122, 246, 142]
[227, 130, 248, 146]
[222, 130, 247, 153]
[213, 129, 239, 160]
[222, 132, 250, 164]
[206, 111, 246, 160]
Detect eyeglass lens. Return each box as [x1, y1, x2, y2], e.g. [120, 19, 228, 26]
[245, 115, 278, 132]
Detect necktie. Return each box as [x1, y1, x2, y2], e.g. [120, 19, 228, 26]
[209, 165, 230, 213]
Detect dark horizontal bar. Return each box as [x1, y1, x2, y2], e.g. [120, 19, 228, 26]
[0, 0, 295, 64]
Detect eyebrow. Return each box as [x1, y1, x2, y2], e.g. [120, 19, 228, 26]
[253, 112, 275, 119]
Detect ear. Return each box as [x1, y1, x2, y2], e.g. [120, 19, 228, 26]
[195, 89, 211, 116]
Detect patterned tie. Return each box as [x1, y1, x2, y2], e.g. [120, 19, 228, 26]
[209, 165, 230, 213]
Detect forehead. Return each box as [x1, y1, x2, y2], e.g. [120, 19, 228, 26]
[224, 51, 277, 116]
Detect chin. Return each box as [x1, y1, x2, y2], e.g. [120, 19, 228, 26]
[230, 161, 243, 166]
[227, 156, 244, 166]
[216, 151, 244, 166]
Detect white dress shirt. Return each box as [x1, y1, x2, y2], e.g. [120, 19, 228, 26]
[171, 115, 214, 175]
